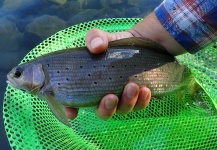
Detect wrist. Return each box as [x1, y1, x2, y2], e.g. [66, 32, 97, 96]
[128, 12, 187, 56]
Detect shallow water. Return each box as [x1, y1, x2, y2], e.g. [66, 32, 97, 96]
[0, 0, 161, 149]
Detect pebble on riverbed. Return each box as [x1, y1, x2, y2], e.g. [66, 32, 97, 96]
[26, 15, 66, 40]
[0, 17, 22, 52]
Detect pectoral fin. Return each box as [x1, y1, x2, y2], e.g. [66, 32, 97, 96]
[43, 91, 70, 126]
[177, 90, 185, 104]
[189, 81, 203, 99]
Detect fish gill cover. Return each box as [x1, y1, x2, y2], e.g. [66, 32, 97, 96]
[3, 18, 217, 149]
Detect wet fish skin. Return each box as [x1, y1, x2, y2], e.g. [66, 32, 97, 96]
[38, 40, 189, 106]
[7, 37, 193, 125]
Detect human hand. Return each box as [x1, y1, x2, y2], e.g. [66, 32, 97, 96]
[65, 29, 151, 120]
[65, 11, 187, 120]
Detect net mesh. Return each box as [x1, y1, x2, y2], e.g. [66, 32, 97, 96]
[3, 18, 217, 150]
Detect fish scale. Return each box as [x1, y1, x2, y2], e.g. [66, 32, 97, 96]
[7, 37, 194, 125]
[32, 44, 188, 107]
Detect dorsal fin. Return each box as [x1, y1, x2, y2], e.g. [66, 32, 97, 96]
[23, 37, 171, 65]
[108, 37, 171, 55]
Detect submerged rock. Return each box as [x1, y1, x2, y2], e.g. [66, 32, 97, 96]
[0, 52, 23, 72]
[67, 9, 99, 26]
[2, 0, 32, 11]
[125, 6, 141, 17]
[128, 0, 162, 10]
[22, 32, 43, 52]
[47, 0, 67, 5]
[39, 1, 80, 20]
[6, 15, 34, 32]
[0, 18, 22, 52]
[100, 0, 123, 8]
[0, 1, 3, 8]
[11, 0, 52, 19]
[94, 7, 124, 19]
[82, 0, 102, 9]
[26, 15, 66, 39]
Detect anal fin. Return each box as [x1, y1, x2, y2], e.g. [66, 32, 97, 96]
[43, 91, 71, 126]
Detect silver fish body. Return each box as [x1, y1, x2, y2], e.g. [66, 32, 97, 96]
[38, 47, 188, 106]
[7, 37, 193, 125]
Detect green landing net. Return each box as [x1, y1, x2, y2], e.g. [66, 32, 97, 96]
[3, 18, 217, 150]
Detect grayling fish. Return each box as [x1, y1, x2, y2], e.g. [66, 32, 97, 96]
[6, 37, 196, 126]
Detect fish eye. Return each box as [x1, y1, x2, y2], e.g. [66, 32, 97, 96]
[14, 67, 23, 78]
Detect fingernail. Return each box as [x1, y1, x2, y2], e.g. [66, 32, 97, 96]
[143, 87, 150, 100]
[91, 37, 103, 49]
[105, 98, 117, 109]
[126, 84, 137, 99]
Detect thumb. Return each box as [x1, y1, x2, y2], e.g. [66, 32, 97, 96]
[85, 28, 134, 54]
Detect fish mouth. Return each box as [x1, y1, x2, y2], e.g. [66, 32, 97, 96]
[6, 80, 12, 86]
[6, 72, 18, 88]
[6, 76, 26, 92]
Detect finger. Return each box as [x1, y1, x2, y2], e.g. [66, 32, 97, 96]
[116, 83, 139, 115]
[95, 94, 118, 120]
[65, 107, 78, 120]
[85, 29, 109, 54]
[133, 86, 151, 111]
[85, 28, 134, 54]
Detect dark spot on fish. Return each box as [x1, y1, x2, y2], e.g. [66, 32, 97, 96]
[88, 74, 91, 76]
[144, 69, 147, 71]
[112, 66, 114, 68]
[124, 65, 127, 67]
[66, 78, 69, 81]
[134, 75, 137, 78]
[80, 66, 83, 68]
[134, 64, 137, 67]
[103, 65, 106, 67]
[109, 77, 112, 80]
[120, 76, 123, 78]
[47, 64, 50, 67]
[94, 82, 97, 84]
[14, 67, 23, 78]
[93, 65, 96, 68]
[213, 45, 217, 48]
[58, 83, 60, 85]
[57, 71, 60, 73]
[65, 67, 69, 70]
